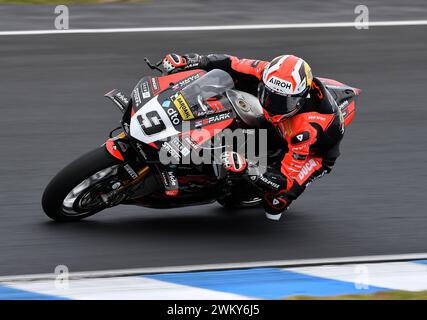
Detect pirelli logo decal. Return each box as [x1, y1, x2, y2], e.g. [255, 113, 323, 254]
[171, 93, 194, 120]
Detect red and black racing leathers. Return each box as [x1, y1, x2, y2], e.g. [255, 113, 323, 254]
[182, 53, 344, 217]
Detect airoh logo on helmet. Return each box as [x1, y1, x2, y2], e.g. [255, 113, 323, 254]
[265, 76, 294, 95]
[263, 55, 312, 96]
[268, 78, 292, 90]
[259, 55, 314, 120]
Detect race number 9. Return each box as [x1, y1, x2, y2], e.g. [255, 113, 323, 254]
[137, 111, 166, 136]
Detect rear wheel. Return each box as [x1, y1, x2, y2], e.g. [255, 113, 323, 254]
[42, 148, 123, 222]
[217, 195, 262, 209]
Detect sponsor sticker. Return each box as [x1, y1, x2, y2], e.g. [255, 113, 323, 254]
[161, 141, 181, 161]
[172, 74, 201, 91]
[193, 112, 232, 128]
[124, 164, 138, 180]
[259, 175, 280, 190]
[292, 153, 307, 161]
[182, 135, 200, 150]
[268, 76, 293, 93]
[308, 115, 327, 121]
[115, 91, 129, 105]
[172, 93, 194, 120]
[338, 108, 345, 134]
[194, 119, 207, 128]
[135, 142, 147, 159]
[162, 100, 171, 108]
[161, 170, 178, 189]
[337, 99, 349, 110]
[142, 81, 151, 99]
[151, 77, 159, 93]
[207, 112, 232, 124]
[297, 159, 320, 181]
[166, 107, 181, 125]
[133, 87, 142, 106]
[170, 137, 190, 157]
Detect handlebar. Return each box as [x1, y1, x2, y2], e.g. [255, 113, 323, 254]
[144, 57, 186, 76]
[144, 57, 164, 75]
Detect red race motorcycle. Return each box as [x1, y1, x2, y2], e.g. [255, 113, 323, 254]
[42, 59, 359, 221]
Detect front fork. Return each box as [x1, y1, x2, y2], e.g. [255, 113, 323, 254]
[103, 133, 151, 202]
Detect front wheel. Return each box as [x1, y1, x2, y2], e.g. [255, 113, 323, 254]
[42, 148, 123, 222]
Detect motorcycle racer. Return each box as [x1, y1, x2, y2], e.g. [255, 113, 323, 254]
[162, 53, 345, 221]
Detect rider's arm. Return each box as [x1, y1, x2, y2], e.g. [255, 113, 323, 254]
[198, 54, 269, 81]
[249, 129, 317, 191]
[280, 128, 318, 181]
[163, 53, 269, 82]
[247, 129, 324, 220]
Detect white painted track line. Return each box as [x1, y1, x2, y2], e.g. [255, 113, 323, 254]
[4, 277, 251, 300]
[1, 253, 427, 282]
[0, 20, 427, 36]
[285, 262, 427, 292]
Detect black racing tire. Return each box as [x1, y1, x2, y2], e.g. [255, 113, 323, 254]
[217, 195, 262, 209]
[42, 147, 122, 222]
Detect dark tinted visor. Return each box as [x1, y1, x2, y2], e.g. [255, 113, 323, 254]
[258, 83, 306, 116]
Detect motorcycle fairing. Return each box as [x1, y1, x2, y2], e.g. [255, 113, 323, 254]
[319, 77, 360, 127]
[131, 70, 206, 114]
[105, 138, 125, 161]
[128, 70, 209, 146]
[130, 96, 181, 144]
[104, 89, 130, 112]
[129, 91, 234, 143]
[183, 116, 234, 147]
[130, 70, 237, 155]
[148, 94, 235, 154]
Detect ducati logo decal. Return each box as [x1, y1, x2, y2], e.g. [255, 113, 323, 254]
[298, 159, 319, 181]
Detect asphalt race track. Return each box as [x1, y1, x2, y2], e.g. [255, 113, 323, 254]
[0, 7, 427, 276]
[1, 0, 427, 30]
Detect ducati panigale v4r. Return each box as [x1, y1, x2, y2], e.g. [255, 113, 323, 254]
[42, 59, 359, 222]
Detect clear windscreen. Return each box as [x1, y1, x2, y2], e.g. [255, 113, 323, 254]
[180, 69, 234, 108]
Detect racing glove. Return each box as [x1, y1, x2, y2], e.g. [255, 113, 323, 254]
[162, 53, 203, 73]
[220, 151, 247, 174]
[245, 165, 291, 221]
[220, 153, 290, 221]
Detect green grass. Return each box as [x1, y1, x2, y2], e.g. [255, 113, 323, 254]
[287, 290, 427, 300]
